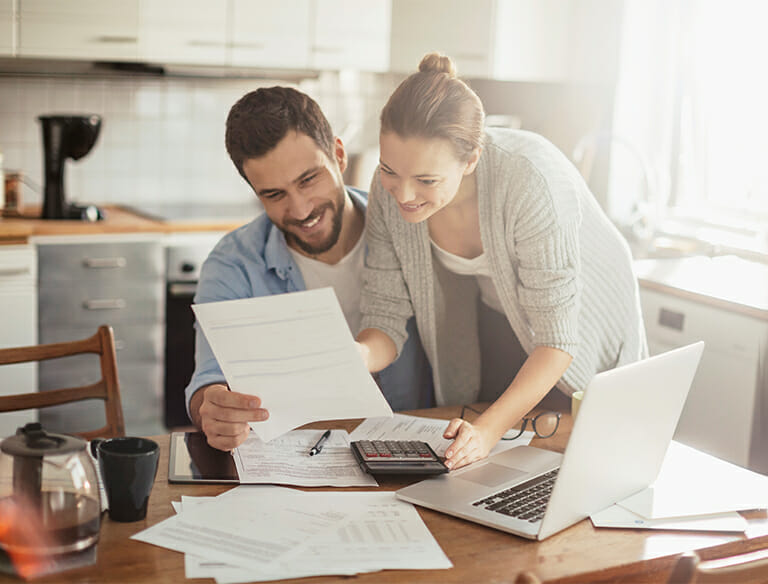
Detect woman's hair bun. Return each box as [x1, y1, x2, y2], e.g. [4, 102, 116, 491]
[418, 52, 457, 78]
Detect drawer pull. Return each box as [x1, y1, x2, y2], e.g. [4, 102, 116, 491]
[0, 267, 31, 277]
[83, 299, 127, 310]
[658, 308, 685, 331]
[83, 257, 127, 269]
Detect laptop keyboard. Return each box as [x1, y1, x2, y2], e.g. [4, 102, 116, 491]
[472, 468, 559, 523]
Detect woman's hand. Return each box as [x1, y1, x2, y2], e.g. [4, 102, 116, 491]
[442, 418, 497, 470]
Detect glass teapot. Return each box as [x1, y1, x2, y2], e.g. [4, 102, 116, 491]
[0, 423, 101, 557]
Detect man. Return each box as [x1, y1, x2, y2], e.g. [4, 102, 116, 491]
[186, 87, 432, 451]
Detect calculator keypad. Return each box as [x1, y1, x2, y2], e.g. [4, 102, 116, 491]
[351, 440, 448, 475]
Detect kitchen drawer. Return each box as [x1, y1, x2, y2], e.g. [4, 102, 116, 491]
[38, 241, 163, 284]
[640, 289, 765, 358]
[39, 323, 163, 364]
[38, 282, 163, 326]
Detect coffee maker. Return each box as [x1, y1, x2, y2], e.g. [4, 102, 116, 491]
[39, 115, 104, 221]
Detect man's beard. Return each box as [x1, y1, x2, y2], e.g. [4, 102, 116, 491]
[284, 188, 346, 256]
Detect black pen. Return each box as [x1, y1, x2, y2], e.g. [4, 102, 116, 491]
[309, 429, 331, 456]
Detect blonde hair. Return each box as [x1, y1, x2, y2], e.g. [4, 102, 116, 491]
[380, 52, 485, 162]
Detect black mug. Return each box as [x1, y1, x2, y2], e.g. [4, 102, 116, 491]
[91, 437, 159, 522]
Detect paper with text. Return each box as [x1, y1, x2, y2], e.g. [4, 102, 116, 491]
[193, 288, 392, 441]
[350, 413, 534, 457]
[232, 429, 377, 487]
[174, 490, 451, 583]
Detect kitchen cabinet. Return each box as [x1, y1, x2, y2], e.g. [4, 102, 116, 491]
[138, 0, 227, 66]
[229, 0, 311, 69]
[18, 0, 139, 61]
[311, 0, 391, 72]
[0, 0, 15, 56]
[0, 245, 38, 438]
[636, 256, 768, 473]
[390, 0, 621, 83]
[35, 235, 165, 437]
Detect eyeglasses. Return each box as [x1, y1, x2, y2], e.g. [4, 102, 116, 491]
[460, 405, 561, 440]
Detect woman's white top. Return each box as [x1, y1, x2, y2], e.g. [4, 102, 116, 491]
[430, 240, 504, 313]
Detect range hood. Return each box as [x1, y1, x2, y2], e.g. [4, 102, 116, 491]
[0, 57, 319, 80]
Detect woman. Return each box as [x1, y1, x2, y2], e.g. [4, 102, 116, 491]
[356, 53, 647, 470]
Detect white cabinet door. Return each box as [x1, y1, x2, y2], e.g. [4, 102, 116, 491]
[138, 0, 227, 66]
[311, 0, 391, 72]
[0, 245, 38, 438]
[390, 0, 494, 77]
[640, 288, 767, 469]
[18, 0, 139, 61]
[230, 0, 310, 69]
[0, 0, 14, 56]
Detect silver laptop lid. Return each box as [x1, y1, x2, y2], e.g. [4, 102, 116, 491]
[537, 341, 704, 540]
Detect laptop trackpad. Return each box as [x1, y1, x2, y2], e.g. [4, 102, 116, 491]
[458, 463, 527, 488]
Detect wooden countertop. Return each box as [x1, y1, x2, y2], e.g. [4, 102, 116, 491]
[0, 206, 249, 243]
[635, 255, 768, 321]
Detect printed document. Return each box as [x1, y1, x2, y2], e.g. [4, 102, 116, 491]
[193, 288, 392, 441]
[135, 488, 451, 582]
[233, 429, 377, 487]
[350, 413, 534, 457]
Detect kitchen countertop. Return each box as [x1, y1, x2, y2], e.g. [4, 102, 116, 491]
[635, 255, 768, 321]
[0, 205, 251, 243]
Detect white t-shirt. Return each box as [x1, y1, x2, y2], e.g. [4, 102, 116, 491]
[288, 234, 366, 334]
[430, 239, 504, 313]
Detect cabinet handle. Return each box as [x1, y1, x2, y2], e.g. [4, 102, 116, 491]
[82, 257, 127, 269]
[312, 46, 344, 54]
[0, 267, 31, 277]
[229, 41, 265, 50]
[658, 308, 685, 331]
[187, 40, 226, 47]
[95, 36, 138, 44]
[83, 299, 127, 310]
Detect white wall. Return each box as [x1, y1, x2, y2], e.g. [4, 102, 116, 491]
[0, 71, 402, 208]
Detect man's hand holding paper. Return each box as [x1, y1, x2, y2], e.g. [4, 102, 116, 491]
[190, 383, 270, 451]
[192, 288, 393, 443]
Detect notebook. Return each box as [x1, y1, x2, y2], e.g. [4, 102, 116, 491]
[396, 342, 705, 540]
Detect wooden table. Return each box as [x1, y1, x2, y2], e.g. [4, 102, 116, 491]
[5, 406, 768, 583]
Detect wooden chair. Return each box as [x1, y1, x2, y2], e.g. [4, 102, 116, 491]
[0, 325, 125, 439]
[667, 549, 768, 583]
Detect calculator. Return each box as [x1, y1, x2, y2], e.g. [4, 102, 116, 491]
[351, 440, 449, 475]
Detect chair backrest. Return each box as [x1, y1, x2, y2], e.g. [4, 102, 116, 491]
[0, 325, 125, 440]
[668, 549, 768, 584]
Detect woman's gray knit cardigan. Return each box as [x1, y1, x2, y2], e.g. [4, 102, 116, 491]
[360, 128, 647, 406]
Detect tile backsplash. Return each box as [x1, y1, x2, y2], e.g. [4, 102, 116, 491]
[0, 71, 402, 208]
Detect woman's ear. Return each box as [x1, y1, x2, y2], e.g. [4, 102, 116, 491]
[463, 147, 482, 175]
[334, 136, 348, 174]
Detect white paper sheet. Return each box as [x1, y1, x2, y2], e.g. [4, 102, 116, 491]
[618, 440, 768, 519]
[349, 413, 534, 457]
[132, 489, 349, 570]
[192, 288, 393, 441]
[232, 429, 377, 487]
[591, 504, 748, 532]
[184, 491, 451, 583]
[135, 488, 451, 583]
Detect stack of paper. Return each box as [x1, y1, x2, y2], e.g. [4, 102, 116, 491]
[133, 487, 452, 582]
[591, 441, 768, 532]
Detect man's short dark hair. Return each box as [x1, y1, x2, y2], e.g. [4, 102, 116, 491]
[225, 87, 335, 183]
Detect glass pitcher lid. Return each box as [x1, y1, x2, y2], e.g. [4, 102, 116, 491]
[0, 423, 85, 458]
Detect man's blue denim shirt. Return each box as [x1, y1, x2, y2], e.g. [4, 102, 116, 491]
[185, 187, 433, 417]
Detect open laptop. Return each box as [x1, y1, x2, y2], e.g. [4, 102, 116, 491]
[396, 342, 705, 540]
